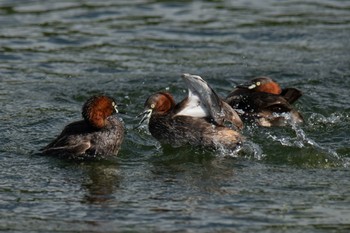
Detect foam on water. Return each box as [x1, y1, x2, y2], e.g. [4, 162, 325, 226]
[239, 140, 265, 160]
[265, 112, 345, 166]
[308, 112, 349, 125]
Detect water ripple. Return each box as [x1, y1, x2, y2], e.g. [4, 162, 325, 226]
[1, 0, 350, 232]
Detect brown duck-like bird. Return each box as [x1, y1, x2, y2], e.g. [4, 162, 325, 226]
[225, 76, 303, 127]
[138, 73, 243, 150]
[41, 95, 124, 159]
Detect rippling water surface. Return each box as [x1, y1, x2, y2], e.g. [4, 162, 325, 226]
[1, 0, 350, 232]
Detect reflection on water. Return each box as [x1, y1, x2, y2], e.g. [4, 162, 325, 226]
[1, 0, 350, 232]
[81, 162, 121, 204]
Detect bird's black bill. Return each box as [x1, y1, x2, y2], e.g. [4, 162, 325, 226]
[134, 109, 152, 129]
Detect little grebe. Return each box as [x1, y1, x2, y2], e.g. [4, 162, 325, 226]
[225, 76, 303, 127]
[41, 95, 124, 159]
[138, 74, 243, 150]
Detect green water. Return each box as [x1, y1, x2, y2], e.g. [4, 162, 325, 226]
[1, 0, 350, 232]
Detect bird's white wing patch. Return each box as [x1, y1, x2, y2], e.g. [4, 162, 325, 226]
[175, 89, 208, 118]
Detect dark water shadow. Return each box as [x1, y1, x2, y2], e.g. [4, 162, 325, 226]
[79, 160, 122, 205]
[33, 152, 122, 205]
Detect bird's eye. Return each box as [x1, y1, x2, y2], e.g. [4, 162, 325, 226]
[151, 104, 155, 109]
[256, 81, 261, 86]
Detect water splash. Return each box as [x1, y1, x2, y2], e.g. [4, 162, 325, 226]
[266, 112, 343, 165]
[214, 138, 265, 160]
[215, 142, 240, 158]
[308, 112, 349, 126]
[240, 140, 265, 160]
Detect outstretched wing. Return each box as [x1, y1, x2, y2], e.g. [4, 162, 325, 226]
[175, 73, 242, 129]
